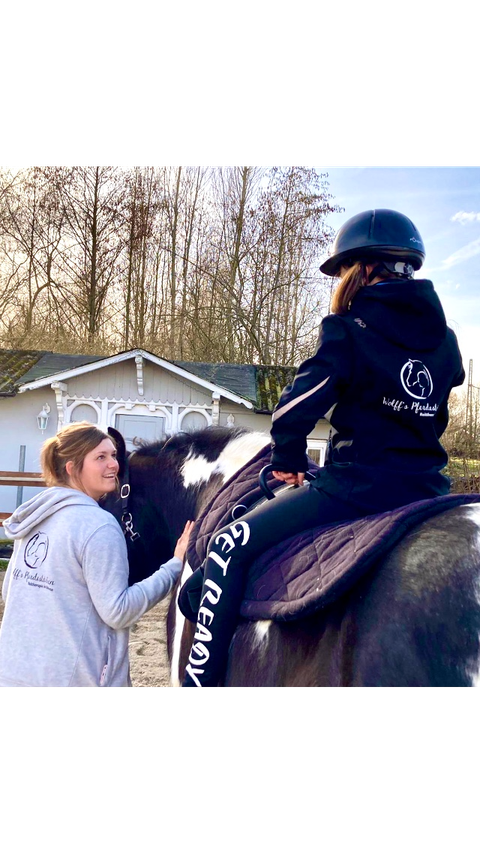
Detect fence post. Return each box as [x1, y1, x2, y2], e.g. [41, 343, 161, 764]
[16, 445, 26, 508]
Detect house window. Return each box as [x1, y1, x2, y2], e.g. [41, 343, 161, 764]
[115, 414, 166, 452]
[180, 410, 210, 432]
[307, 439, 327, 467]
[70, 403, 99, 424]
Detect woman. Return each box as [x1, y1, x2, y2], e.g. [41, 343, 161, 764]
[0, 422, 194, 687]
[180, 208, 465, 687]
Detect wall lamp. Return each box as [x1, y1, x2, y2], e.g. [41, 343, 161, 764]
[37, 403, 51, 431]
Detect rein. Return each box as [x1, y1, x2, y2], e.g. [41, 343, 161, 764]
[119, 456, 141, 543]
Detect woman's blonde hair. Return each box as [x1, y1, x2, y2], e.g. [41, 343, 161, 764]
[330, 260, 395, 315]
[40, 421, 112, 488]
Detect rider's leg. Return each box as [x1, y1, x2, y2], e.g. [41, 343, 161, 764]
[182, 483, 362, 687]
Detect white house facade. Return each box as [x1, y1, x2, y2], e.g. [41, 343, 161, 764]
[0, 348, 330, 531]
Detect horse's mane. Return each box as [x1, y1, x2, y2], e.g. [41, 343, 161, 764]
[132, 431, 192, 458]
[132, 425, 249, 460]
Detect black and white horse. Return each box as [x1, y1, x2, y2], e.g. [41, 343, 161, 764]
[104, 426, 480, 687]
[103, 426, 271, 585]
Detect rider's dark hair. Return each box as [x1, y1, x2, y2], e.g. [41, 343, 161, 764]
[330, 259, 404, 315]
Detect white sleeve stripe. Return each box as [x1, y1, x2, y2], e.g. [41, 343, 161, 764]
[271, 376, 330, 422]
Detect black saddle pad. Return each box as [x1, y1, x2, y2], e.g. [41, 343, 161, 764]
[239, 493, 480, 621]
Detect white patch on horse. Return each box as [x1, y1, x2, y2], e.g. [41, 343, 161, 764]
[170, 561, 193, 687]
[466, 504, 480, 687]
[180, 432, 270, 489]
[181, 455, 219, 488]
[252, 620, 272, 650]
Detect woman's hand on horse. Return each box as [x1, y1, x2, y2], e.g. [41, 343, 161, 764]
[272, 471, 305, 486]
[174, 520, 195, 560]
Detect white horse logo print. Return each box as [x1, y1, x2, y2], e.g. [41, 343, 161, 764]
[400, 359, 433, 400]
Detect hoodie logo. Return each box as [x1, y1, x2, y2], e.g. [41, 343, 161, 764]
[400, 359, 433, 399]
[24, 532, 49, 569]
[354, 317, 367, 329]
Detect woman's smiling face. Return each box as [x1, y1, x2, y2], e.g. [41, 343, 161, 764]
[67, 437, 119, 501]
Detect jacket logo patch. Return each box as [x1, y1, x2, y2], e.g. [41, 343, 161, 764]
[400, 359, 433, 400]
[24, 532, 49, 569]
[354, 318, 367, 328]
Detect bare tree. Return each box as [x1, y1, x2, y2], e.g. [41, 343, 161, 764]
[184, 166, 340, 364]
[0, 167, 67, 346]
[0, 166, 342, 364]
[56, 166, 124, 345]
[120, 167, 160, 349]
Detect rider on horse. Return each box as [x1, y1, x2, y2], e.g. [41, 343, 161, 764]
[179, 209, 465, 687]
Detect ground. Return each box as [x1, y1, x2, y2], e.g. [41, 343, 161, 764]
[127, 596, 173, 687]
[0, 570, 173, 687]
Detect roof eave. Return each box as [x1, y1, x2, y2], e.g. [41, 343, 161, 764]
[16, 348, 254, 410]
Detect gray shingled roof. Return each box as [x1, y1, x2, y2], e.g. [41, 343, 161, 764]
[0, 349, 47, 395]
[175, 361, 298, 411]
[20, 352, 105, 384]
[0, 349, 295, 412]
[174, 361, 258, 405]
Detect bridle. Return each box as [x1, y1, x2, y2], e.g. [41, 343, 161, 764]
[115, 435, 181, 544]
[118, 455, 141, 543]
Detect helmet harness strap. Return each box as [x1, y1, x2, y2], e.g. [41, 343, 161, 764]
[367, 260, 415, 283]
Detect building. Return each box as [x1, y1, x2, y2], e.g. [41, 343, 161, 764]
[0, 347, 329, 528]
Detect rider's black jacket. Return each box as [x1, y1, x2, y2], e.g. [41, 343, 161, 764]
[270, 279, 465, 511]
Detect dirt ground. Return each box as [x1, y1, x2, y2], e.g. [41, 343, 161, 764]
[0, 569, 173, 687]
[127, 595, 173, 687]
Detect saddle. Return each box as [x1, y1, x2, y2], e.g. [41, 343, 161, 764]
[186, 445, 480, 622]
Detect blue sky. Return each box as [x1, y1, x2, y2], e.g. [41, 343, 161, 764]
[322, 168, 480, 386]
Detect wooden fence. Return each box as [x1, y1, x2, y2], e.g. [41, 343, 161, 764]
[0, 471, 45, 526]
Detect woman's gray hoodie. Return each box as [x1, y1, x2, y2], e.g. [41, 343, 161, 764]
[0, 487, 182, 687]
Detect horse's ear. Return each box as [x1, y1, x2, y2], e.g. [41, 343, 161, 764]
[108, 427, 127, 478]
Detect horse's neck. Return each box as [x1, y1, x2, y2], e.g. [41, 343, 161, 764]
[213, 431, 271, 483]
[180, 430, 270, 501]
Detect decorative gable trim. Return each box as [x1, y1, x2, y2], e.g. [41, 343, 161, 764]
[16, 348, 253, 409]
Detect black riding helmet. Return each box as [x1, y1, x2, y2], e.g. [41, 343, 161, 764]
[320, 209, 426, 277]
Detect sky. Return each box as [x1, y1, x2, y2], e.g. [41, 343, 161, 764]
[2, 164, 478, 385]
[321, 168, 480, 386]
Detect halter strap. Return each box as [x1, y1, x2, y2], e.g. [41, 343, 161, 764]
[119, 455, 141, 543]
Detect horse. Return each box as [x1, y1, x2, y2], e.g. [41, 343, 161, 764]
[102, 426, 272, 586]
[104, 425, 480, 687]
